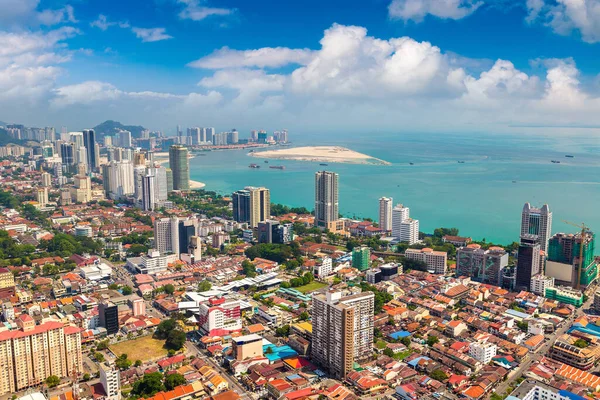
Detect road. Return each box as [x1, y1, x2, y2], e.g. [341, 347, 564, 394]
[186, 342, 255, 400]
[493, 284, 596, 397]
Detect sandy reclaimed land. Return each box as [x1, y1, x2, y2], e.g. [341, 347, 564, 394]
[249, 146, 390, 165]
[189, 180, 206, 189]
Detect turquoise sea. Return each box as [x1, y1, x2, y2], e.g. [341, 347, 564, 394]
[188, 131, 600, 245]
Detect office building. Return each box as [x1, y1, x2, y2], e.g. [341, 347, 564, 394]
[232, 334, 263, 361]
[404, 248, 448, 274]
[247, 186, 270, 228]
[547, 231, 597, 288]
[232, 189, 251, 223]
[116, 130, 132, 148]
[392, 204, 419, 244]
[99, 363, 121, 400]
[82, 129, 97, 171]
[530, 274, 555, 295]
[456, 244, 509, 285]
[154, 216, 180, 255]
[60, 142, 74, 165]
[352, 246, 370, 271]
[314, 171, 339, 229]
[0, 316, 82, 396]
[515, 235, 541, 291]
[311, 291, 375, 379]
[379, 197, 393, 232]
[379, 263, 400, 280]
[257, 220, 293, 244]
[99, 301, 119, 335]
[366, 269, 382, 284]
[521, 203, 552, 252]
[141, 174, 156, 211]
[169, 145, 190, 191]
[178, 218, 197, 256]
[469, 342, 497, 364]
[130, 249, 176, 275]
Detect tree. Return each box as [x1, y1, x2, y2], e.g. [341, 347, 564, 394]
[383, 347, 395, 357]
[46, 375, 60, 388]
[132, 372, 165, 397]
[155, 319, 177, 339]
[96, 339, 109, 350]
[242, 259, 257, 277]
[83, 373, 91, 381]
[198, 280, 212, 292]
[135, 359, 143, 367]
[298, 311, 309, 321]
[164, 284, 175, 295]
[164, 373, 186, 391]
[108, 283, 119, 290]
[265, 346, 274, 354]
[166, 330, 187, 351]
[427, 335, 439, 346]
[121, 285, 133, 295]
[430, 369, 448, 381]
[400, 337, 411, 347]
[275, 325, 291, 337]
[94, 352, 105, 362]
[574, 339, 588, 348]
[115, 354, 132, 370]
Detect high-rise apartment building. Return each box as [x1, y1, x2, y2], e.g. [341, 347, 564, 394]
[392, 204, 419, 244]
[102, 161, 135, 200]
[141, 174, 156, 211]
[99, 363, 121, 400]
[37, 187, 48, 207]
[404, 248, 448, 274]
[247, 186, 270, 228]
[169, 145, 189, 191]
[99, 301, 119, 335]
[232, 189, 251, 223]
[314, 171, 339, 229]
[352, 246, 370, 271]
[456, 245, 508, 285]
[0, 316, 82, 396]
[41, 172, 52, 187]
[379, 197, 393, 232]
[521, 203, 552, 252]
[546, 231, 597, 288]
[311, 291, 374, 379]
[515, 235, 542, 291]
[154, 216, 180, 255]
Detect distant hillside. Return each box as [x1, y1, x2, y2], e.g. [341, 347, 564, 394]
[0, 128, 26, 146]
[93, 120, 146, 138]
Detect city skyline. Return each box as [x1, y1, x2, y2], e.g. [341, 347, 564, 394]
[2, 1, 600, 133]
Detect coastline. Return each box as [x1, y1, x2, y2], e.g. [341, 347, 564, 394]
[249, 145, 391, 166]
[189, 180, 205, 189]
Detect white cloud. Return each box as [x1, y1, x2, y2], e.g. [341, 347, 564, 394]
[131, 27, 173, 42]
[199, 68, 285, 104]
[0, 0, 77, 27]
[38, 5, 77, 26]
[188, 46, 315, 69]
[177, 0, 234, 21]
[90, 14, 130, 31]
[388, 0, 483, 23]
[527, 0, 600, 43]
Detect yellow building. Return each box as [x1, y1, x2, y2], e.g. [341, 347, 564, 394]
[0, 315, 83, 396]
[0, 267, 14, 289]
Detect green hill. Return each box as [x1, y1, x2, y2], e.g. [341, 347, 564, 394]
[93, 120, 146, 138]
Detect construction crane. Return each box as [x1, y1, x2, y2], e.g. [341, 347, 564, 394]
[562, 220, 590, 290]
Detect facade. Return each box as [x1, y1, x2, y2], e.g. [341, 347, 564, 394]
[314, 171, 339, 228]
[314, 257, 333, 277]
[545, 287, 584, 307]
[141, 174, 156, 211]
[0, 267, 15, 290]
[379, 197, 393, 232]
[169, 145, 190, 191]
[456, 244, 508, 285]
[197, 297, 242, 336]
[99, 363, 121, 400]
[257, 220, 293, 244]
[404, 248, 448, 274]
[515, 235, 541, 291]
[521, 203, 552, 252]
[469, 342, 497, 364]
[0, 317, 82, 396]
[530, 274, 555, 295]
[311, 291, 375, 379]
[102, 161, 135, 200]
[99, 301, 119, 335]
[247, 186, 270, 228]
[392, 205, 419, 244]
[154, 216, 180, 255]
[352, 247, 370, 271]
[232, 189, 251, 223]
[366, 269, 381, 284]
[232, 334, 263, 361]
[82, 129, 97, 171]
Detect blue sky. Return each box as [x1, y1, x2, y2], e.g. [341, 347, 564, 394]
[1, 0, 600, 133]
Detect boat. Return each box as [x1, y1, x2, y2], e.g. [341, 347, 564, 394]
[264, 160, 269, 163]
[319, 163, 328, 166]
[512, 180, 517, 183]
[409, 162, 414, 165]
[458, 161, 465, 164]
[249, 164, 260, 169]
[551, 160, 561, 164]
[269, 165, 285, 170]
[565, 155, 574, 158]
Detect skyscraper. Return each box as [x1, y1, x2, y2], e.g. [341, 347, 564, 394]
[515, 234, 542, 291]
[142, 174, 156, 211]
[232, 189, 251, 223]
[247, 186, 271, 228]
[521, 203, 552, 252]
[169, 145, 190, 191]
[82, 129, 97, 171]
[392, 204, 419, 244]
[315, 171, 339, 228]
[102, 161, 135, 200]
[379, 197, 393, 232]
[154, 216, 180, 255]
[60, 142, 74, 165]
[99, 301, 119, 335]
[547, 231, 597, 288]
[311, 291, 374, 379]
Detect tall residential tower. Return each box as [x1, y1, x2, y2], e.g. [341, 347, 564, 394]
[315, 171, 339, 229]
[521, 203, 552, 252]
[379, 197, 393, 232]
[169, 145, 190, 191]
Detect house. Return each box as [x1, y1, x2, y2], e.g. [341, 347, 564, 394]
[445, 320, 468, 337]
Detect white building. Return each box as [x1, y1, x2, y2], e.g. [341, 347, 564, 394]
[404, 248, 448, 274]
[103, 160, 135, 200]
[469, 342, 497, 364]
[530, 274, 555, 296]
[80, 263, 112, 281]
[379, 197, 393, 232]
[154, 216, 179, 255]
[99, 363, 121, 400]
[392, 204, 419, 244]
[521, 203, 553, 252]
[129, 249, 177, 275]
[197, 297, 243, 336]
[314, 257, 333, 277]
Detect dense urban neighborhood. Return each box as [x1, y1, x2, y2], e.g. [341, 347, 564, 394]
[0, 123, 599, 400]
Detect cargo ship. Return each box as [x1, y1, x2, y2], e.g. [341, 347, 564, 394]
[269, 165, 285, 170]
[249, 164, 261, 168]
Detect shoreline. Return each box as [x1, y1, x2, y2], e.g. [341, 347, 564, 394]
[249, 146, 391, 166]
[189, 180, 205, 190]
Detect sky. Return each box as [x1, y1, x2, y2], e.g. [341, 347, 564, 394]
[2, 0, 600, 134]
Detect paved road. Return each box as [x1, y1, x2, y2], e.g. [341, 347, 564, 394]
[493, 284, 596, 397]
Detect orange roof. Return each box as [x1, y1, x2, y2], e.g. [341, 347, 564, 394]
[557, 364, 600, 390]
[524, 334, 544, 348]
[462, 385, 485, 399]
[247, 323, 266, 334]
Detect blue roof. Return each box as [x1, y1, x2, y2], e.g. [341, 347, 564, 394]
[407, 356, 431, 368]
[263, 344, 298, 362]
[389, 330, 411, 339]
[559, 391, 587, 400]
[505, 309, 530, 319]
